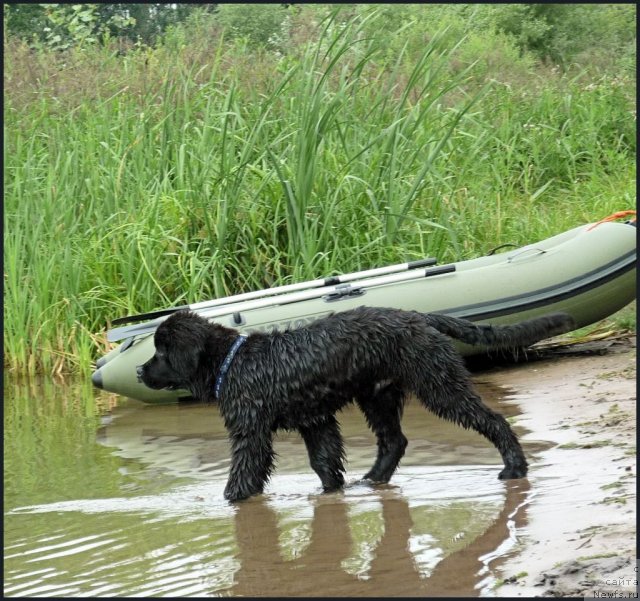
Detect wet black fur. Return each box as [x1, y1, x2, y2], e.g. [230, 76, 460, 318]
[138, 307, 574, 501]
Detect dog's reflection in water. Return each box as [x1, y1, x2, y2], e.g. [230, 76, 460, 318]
[227, 479, 529, 597]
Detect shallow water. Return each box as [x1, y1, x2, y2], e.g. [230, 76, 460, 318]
[4, 375, 539, 597]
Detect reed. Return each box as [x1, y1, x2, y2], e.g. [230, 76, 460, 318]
[4, 8, 635, 374]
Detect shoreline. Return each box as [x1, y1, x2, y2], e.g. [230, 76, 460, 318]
[488, 338, 637, 597]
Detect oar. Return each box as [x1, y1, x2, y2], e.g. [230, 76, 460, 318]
[106, 263, 455, 343]
[110, 257, 438, 326]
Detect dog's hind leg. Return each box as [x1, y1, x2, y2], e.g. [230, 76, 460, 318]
[412, 361, 528, 479]
[356, 383, 408, 483]
[299, 415, 346, 492]
[224, 425, 276, 502]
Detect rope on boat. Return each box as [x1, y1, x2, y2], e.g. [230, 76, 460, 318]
[587, 210, 636, 231]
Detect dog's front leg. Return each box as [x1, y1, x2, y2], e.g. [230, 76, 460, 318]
[299, 415, 346, 493]
[224, 426, 275, 502]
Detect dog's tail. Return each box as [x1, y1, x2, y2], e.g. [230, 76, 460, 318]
[423, 312, 575, 349]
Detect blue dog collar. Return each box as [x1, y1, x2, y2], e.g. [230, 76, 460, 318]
[214, 334, 248, 399]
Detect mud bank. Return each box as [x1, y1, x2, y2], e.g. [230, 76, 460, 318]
[489, 338, 636, 597]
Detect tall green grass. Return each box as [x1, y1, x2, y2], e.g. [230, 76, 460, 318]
[4, 9, 636, 374]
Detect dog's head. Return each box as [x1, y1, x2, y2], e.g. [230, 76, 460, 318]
[137, 310, 230, 392]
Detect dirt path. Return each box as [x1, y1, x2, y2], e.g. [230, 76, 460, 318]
[485, 337, 637, 597]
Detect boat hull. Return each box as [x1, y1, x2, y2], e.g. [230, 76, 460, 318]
[92, 221, 636, 403]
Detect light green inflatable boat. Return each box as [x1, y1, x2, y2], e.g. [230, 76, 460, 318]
[92, 219, 636, 403]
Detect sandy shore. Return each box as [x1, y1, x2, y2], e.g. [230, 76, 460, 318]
[486, 337, 636, 597]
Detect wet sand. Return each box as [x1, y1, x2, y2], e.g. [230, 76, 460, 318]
[490, 338, 637, 597]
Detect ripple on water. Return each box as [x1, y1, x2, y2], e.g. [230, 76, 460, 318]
[6, 466, 527, 597]
[5, 380, 533, 596]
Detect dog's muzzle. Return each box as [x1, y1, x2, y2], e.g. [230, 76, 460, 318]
[135, 365, 144, 383]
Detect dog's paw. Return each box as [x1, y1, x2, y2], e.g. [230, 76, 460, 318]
[224, 485, 263, 502]
[321, 480, 345, 494]
[224, 491, 247, 503]
[498, 464, 528, 480]
[360, 476, 384, 486]
[362, 468, 393, 483]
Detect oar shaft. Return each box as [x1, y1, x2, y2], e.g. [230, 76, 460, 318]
[188, 257, 437, 311]
[111, 256, 437, 326]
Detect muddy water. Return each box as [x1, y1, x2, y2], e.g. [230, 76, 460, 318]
[5, 375, 540, 597]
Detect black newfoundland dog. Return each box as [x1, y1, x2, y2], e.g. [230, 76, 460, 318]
[137, 307, 573, 502]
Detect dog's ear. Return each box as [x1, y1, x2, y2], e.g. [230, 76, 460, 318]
[152, 311, 208, 375]
[175, 314, 208, 357]
[168, 342, 203, 378]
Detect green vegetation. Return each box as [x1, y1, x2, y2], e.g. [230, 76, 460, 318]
[577, 552, 618, 561]
[493, 571, 529, 589]
[558, 440, 612, 450]
[4, 5, 636, 374]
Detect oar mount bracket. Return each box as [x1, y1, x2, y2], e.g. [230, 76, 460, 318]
[323, 284, 365, 303]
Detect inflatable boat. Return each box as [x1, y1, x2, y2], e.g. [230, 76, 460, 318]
[92, 217, 636, 403]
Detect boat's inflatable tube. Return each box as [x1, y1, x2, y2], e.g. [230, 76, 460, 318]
[92, 221, 636, 403]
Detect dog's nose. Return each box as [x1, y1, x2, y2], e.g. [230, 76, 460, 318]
[136, 365, 143, 382]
